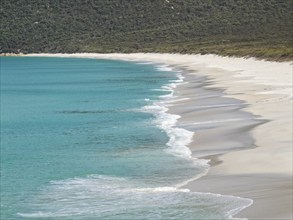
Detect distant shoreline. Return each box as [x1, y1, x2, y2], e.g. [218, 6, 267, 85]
[1, 51, 292, 62]
[10, 53, 293, 219]
[0, 53, 24, 56]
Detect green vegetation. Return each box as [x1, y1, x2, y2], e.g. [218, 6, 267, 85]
[1, 0, 292, 60]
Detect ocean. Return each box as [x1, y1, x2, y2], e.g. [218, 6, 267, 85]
[0, 57, 251, 219]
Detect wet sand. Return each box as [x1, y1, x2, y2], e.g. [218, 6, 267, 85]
[171, 71, 292, 219]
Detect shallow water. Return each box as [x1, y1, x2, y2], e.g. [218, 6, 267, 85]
[0, 57, 251, 219]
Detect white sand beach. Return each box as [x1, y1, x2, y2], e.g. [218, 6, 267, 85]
[27, 53, 292, 219]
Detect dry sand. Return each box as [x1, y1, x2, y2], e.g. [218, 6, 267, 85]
[27, 53, 292, 219]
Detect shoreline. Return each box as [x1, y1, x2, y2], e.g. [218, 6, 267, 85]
[1, 50, 293, 62]
[23, 53, 292, 219]
[170, 67, 292, 219]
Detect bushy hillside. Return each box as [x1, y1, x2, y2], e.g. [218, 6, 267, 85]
[1, 0, 292, 59]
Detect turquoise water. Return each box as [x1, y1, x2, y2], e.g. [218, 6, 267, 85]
[1, 57, 251, 219]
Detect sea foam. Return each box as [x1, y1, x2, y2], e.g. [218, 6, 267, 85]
[17, 174, 252, 219]
[140, 66, 208, 164]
